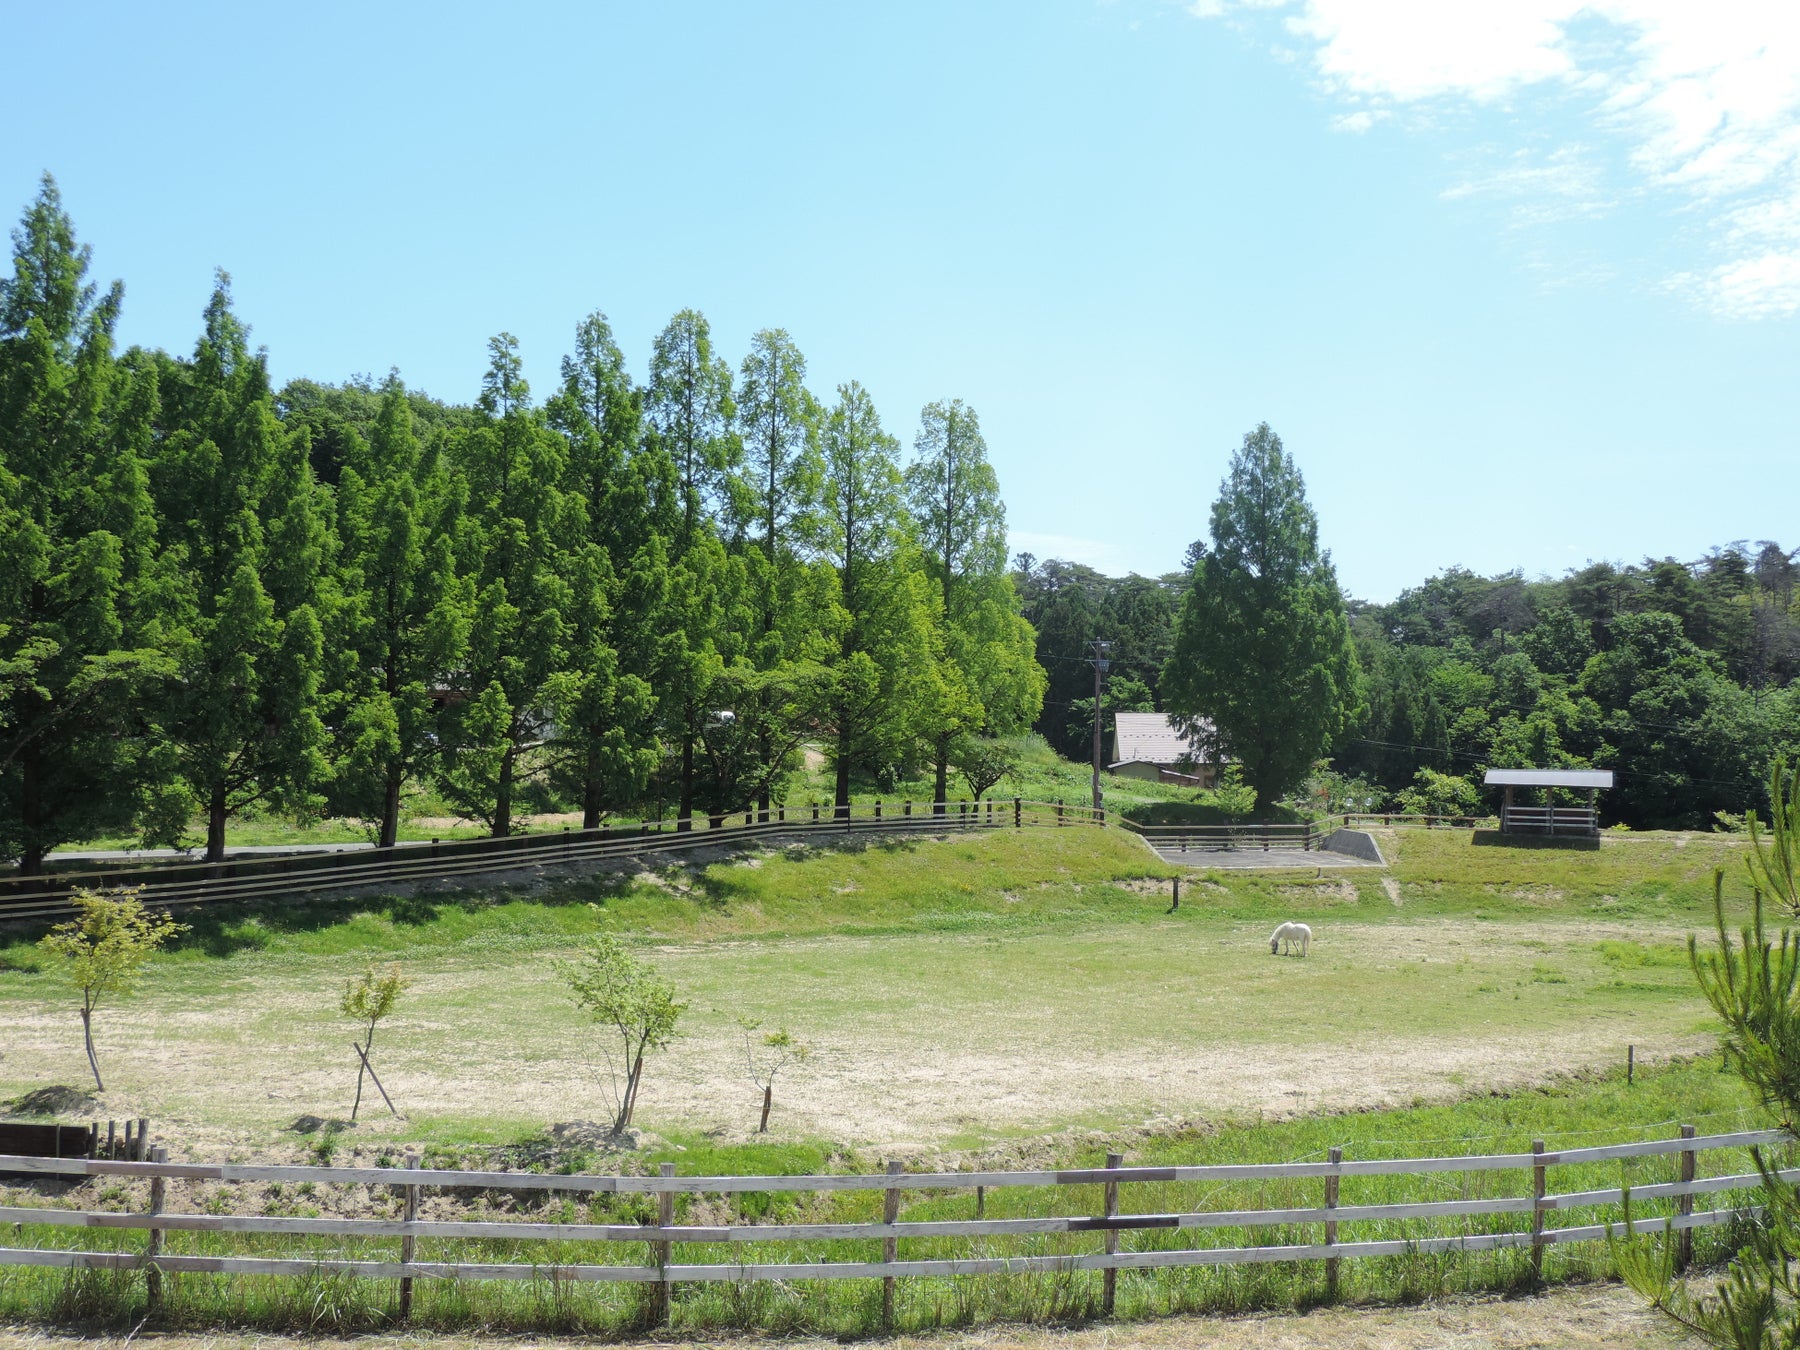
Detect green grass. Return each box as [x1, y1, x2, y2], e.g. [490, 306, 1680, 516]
[0, 1059, 1769, 1336]
[0, 822, 1774, 1335]
[0, 824, 1756, 1149]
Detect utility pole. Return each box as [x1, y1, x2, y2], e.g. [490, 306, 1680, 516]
[1089, 640, 1111, 812]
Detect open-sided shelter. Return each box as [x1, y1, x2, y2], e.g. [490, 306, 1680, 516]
[1484, 768, 1614, 837]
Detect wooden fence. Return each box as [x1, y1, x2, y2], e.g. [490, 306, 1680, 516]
[0, 1126, 1786, 1319]
[1342, 813, 1497, 830]
[0, 798, 1106, 923]
[1122, 822, 1327, 853]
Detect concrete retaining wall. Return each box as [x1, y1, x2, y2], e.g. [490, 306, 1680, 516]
[1324, 828, 1386, 865]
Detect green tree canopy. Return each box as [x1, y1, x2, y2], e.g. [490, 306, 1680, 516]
[1162, 423, 1359, 809]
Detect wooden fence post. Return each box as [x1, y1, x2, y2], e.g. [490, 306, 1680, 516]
[1014, 797, 1021, 828]
[1530, 1139, 1546, 1282]
[875, 800, 882, 820]
[1324, 1145, 1341, 1300]
[1170, 877, 1180, 911]
[882, 1159, 902, 1327]
[1677, 1124, 1696, 1272]
[1102, 1152, 1122, 1316]
[652, 1161, 675, 1325]
[145, 1144, 166, 1310]
[399, 1149, 419, 1320]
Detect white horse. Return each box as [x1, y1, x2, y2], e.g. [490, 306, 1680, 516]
[1269, 921, 1312, 957]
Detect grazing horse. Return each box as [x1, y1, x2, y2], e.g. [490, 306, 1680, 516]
[1269, 921, 1312, 957]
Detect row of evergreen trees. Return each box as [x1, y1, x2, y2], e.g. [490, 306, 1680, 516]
[0, 177, 1044, 872]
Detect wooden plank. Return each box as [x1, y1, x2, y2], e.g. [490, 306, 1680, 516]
[0, 1205, 1762, 1286]
[0, 1129, 1782, 1202]
[1544, 1130, 1788, 1165]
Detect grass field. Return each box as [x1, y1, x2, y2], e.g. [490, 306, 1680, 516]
[0, 823, 1756, 1152]
[0, 822, 1771, 1338]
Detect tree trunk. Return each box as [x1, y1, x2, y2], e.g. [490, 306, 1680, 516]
[833, 731, 852, 820]
[80, 1006, 103, 1092]
[677, 708, 695, 832]
[616, 1047, 645, 1133]
[759, 1084, 773, 1133]
[933, 735, 949, 814]
[492, 745, 514, 837]
[18, 743, 45, 876]
[379, 764, 402, 849]
[205, 780, 228, 862]
[582, 738, 603, 831]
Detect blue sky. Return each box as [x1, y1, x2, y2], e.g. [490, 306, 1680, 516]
[5, 1, 1796, 600]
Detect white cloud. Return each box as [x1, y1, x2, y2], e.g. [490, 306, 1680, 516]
[1196, 1, 1800, 317]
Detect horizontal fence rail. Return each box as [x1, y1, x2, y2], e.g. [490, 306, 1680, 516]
[0, 1126, 1786, 1316]
[0, 799, 1105, 922]
[1342, 813, 1497, 830]
[1122, 822, 1328, 853]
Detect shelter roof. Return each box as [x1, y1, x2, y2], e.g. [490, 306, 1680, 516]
[1111, 712, 1213, 767]
[1483, 768, 1614, 789]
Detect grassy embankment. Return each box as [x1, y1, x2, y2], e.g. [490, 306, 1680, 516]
[0, 823, 1773, 1334]
[39, 735, 1201, 856]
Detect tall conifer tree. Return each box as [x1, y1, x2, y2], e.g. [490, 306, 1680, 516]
[1163, 423, 1360, 808]
[0, 177, 171, 872]
[438, 334, 570, 836]
[148, 276, 327, 859]
[816, 382, 937, 814]
[906, 400, 1042, 806]
[331, 376, 469, 846]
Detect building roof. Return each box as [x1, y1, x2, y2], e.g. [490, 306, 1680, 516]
[1110, 712, 1214, 767]
[1483, 768, 1615, 789]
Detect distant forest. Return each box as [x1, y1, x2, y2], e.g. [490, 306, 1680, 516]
[1019, 546, 1800, 829]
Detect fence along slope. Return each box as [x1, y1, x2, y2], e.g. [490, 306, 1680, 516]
[0, 1127, 1785, 1288]
[0, 799, 1104, 921]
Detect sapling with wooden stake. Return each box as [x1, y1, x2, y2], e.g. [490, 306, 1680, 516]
[562, 935, 685, 1136]
[38, 888, 187, 1092]
[341, 962, 409, 1121]
[737, 1017, 810, 1132]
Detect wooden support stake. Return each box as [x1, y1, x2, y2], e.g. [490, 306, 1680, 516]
[1170, 877, 1180, 912]
[1102, 1152, 1122, 1316]
[123, 1119, 133, 1160]
[106, 1119, 116, 1159]
[145, 1144, 166, 1310]
[975, 1185, 985, 1218]
[1627, 1044, 1635, 1085]
[1324, 1145, 1342, 1300]
[137, 1118, 149, 1162]
[352, 1042, 402, 1118]
[399, 1149, 419, 1320]
[1530, 1139, 1546, 1282]
[1677, 1124, 1696, 1272]
[882, 1159, 902, 1327]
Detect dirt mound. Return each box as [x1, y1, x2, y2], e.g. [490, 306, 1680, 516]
[6, 1085, 96, 1117]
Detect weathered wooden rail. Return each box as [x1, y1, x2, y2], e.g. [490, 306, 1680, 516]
[0, 1127, 1784, 1317]
[0, 798, 1105, 922]
[1121, 821, 1328, 852]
